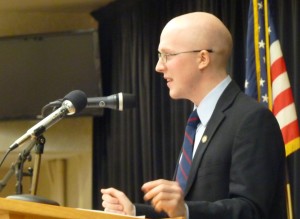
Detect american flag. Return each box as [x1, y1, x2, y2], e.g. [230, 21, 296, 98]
[245, 1, 300, 218]
[245, 0, 300, 157]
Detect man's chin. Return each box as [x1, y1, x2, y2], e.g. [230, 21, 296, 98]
[169, 91, 182, 100]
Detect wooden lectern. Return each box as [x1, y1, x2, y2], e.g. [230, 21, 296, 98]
[0, 197, 184, 219]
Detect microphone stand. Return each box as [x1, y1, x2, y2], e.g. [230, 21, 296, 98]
[4, 136, 59, 206]
[0, 163, 16, 192]
[15, 139, 36, 194]
[30, 135, 45, 195]
[0, 139, 36, 194]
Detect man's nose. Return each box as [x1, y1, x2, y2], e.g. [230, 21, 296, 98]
[155, 58, 166, 74]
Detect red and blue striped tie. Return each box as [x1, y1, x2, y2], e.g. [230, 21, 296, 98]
[176, 109, 200, 191]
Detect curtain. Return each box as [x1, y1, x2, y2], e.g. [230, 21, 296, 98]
[91, 0, 300, 218]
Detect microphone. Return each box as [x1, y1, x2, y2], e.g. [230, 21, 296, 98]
[9, 90, 87, 151]
[86, 92, 136, 111]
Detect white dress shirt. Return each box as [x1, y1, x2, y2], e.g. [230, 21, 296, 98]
[193, 76, 232, 157]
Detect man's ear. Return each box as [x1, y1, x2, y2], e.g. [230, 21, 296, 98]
[197, 51, 210, 70]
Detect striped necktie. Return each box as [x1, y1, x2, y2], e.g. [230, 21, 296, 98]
[176, 109, 200, 191]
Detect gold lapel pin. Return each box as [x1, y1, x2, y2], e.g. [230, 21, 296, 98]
[202, 135, 208, 143]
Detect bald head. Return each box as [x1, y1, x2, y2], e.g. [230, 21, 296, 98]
[160, 12, 233, 69]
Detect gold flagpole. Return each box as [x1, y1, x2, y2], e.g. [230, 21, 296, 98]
[263, 1, 294, 218]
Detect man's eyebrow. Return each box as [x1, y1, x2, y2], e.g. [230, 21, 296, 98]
[158, 49, 172, 53]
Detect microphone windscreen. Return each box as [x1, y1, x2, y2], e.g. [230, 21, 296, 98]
[123, 93, 136, 109]
[63, 90, 87, 113]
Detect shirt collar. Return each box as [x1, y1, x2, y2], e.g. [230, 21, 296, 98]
[195, 75, 232, 126]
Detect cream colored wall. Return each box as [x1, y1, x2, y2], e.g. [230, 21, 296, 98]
[0, 11, 97, 209]
[38, 152, 92, 208]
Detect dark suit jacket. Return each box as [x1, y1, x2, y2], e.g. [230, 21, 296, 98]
[136, 81, 287, 219]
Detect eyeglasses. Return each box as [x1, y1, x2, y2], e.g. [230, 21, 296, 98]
[158, 49, 213, 64]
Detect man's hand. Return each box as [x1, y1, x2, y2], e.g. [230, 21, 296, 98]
[101, 188, 135, 216]
[142, 179, 186, 217]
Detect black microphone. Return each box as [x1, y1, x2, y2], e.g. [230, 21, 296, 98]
[9, 90, 87, 151]
[86, 92, 136, 111]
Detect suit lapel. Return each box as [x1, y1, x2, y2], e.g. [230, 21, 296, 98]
[184, 111, 225, 194]
[184, 81, 241, 196]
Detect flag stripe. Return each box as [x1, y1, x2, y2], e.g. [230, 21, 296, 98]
[270, 40, 282, 64]
[272, 71, 290, 100]
[271, 58, 287, 82]
[275, 103, 298, 130]
[281, 120, 300, 144]
[273, 88, 294, 115]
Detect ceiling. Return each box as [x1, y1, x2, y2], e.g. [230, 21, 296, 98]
[0, 0, 115, 13]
